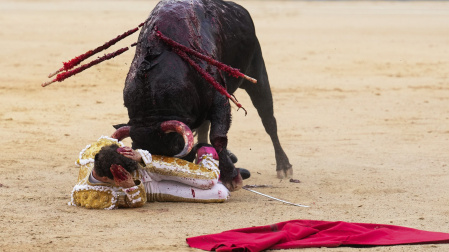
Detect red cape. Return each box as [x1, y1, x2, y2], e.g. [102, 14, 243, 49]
[187, 220, 449, 251]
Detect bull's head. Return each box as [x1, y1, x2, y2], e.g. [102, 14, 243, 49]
[111, 120, 194, 158]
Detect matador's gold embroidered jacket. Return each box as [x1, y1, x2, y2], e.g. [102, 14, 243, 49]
[69, 136, 221, 210]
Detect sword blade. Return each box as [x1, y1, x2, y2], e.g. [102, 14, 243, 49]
[243, 187, 310, 208]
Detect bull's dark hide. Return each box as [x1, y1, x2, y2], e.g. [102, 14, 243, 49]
[121, 0, 292, 190]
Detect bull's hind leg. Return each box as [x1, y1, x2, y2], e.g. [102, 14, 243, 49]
[242, 41, 293, 179]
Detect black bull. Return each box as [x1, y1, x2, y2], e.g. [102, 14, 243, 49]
[116, 0, 292, 191]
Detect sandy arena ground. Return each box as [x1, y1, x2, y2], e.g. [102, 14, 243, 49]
[1, 0, 449, 251]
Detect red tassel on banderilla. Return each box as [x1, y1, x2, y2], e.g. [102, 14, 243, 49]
[41, 23, 257, 114]
[41, 23, 144, 87]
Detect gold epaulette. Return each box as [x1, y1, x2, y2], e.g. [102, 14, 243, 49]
[76, 136, 124, 166]
[70, 185, 118, 210]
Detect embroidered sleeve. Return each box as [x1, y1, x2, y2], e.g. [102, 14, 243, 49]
[137, 149, 152, 166]
[116, 180, 147, 208]
[197, 154, 219, 173]
[70, 182, 147, 210]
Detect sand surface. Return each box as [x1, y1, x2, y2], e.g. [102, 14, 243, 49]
[1, 0, 449, 251]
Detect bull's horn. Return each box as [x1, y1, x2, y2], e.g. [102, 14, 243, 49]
[111, 126, 131, 141]
[161, 120, 194, 158]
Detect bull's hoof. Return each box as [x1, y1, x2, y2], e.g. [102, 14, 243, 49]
[239, 168, 251, 180]
[223, 173, 243, 192]
[227, 149, 238, 163]
[277, 167, 293, 179]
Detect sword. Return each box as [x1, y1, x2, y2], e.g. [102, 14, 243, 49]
[242, 187, 310, 208]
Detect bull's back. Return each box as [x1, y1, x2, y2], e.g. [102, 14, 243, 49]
[123, 0, 257, 124]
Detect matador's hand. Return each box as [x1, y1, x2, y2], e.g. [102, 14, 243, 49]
[117, 146, 142, 162]
[110, 164, 135, 188]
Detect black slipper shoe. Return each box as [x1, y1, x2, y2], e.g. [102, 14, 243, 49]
[239, 168, 251, 180]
